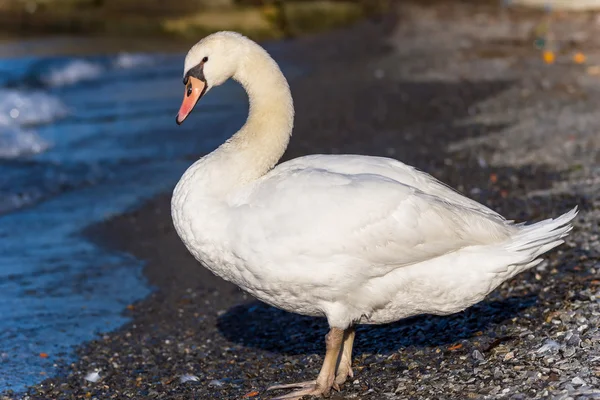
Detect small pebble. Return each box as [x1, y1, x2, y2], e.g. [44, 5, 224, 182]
[180, 374, 200, 383]
[571, 376, 585, 386]
[472, 350, 485, 361]
[537, 339, 561, 353]
[84, 371, 101, 383]
[562, 346, 576, 358]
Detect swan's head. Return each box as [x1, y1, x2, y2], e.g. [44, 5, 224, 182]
[176, 31, 249, 125]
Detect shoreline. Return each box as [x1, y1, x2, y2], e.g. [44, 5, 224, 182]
[22, 2, 600, 399]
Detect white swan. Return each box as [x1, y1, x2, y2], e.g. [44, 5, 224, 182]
[171, 31, 578, 399]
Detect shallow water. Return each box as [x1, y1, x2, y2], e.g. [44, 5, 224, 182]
[0, 36, 299, 393]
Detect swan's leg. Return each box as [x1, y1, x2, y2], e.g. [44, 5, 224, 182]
[267, 327, 345, 399]
[333, 327, 355, 389]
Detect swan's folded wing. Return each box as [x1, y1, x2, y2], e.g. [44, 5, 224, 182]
[279, 154, 503, 219]
[230, 168, 514, 276]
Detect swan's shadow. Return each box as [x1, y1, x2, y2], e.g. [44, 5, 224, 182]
[217, 295, 536, 356]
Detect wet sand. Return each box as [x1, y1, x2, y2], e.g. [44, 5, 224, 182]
[23, 2, 600, 399]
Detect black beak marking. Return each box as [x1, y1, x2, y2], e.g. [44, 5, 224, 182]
[183, 60, 207, 85]
[177, 60, 209, 126]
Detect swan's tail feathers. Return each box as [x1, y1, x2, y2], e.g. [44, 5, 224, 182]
[506, 206, 578, 267]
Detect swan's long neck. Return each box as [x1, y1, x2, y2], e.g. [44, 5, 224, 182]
[201, 45, 294, 193]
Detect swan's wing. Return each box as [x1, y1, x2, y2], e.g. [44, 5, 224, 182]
[278, 154, 502, 219]
[229, 166, 514, 276]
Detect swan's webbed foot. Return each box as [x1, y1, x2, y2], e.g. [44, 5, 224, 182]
[267, 380, 327, 399]
[267, 328, 346, 399]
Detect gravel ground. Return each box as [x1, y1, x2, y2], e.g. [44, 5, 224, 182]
[13, 1, 600, 399]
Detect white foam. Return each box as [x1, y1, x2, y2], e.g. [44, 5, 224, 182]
[113, 53, 154, 69]
[0, 126, 49, 158]
[0, 89, 68, 126]
[0, 89, 68, 158]
[43, 60, 104, 87]
[39, 54, 155, 88]
[0, 191, 46, 215]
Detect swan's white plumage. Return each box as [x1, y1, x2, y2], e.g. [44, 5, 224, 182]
[171, 31, 577, 330]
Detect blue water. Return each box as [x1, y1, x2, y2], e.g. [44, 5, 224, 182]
[0, 38, 300, 393]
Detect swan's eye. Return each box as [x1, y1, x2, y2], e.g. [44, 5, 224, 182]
[186, 83, 193, 97]
[202, 56, 209, 63]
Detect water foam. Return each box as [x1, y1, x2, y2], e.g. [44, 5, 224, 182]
[43, 60, 104, 87]
[41, 54, 156, 87]
[0, 89, 68, 158]
[113, 53, 154, 69]
[0, 89, 68, 126]
[0, 127, 48, 158]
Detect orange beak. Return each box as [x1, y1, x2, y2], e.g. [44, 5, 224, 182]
[176, 76, 207, 125]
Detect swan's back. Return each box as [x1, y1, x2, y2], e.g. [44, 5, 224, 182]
[226, 154, 517, 281]
[271, 154, 503, 218]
